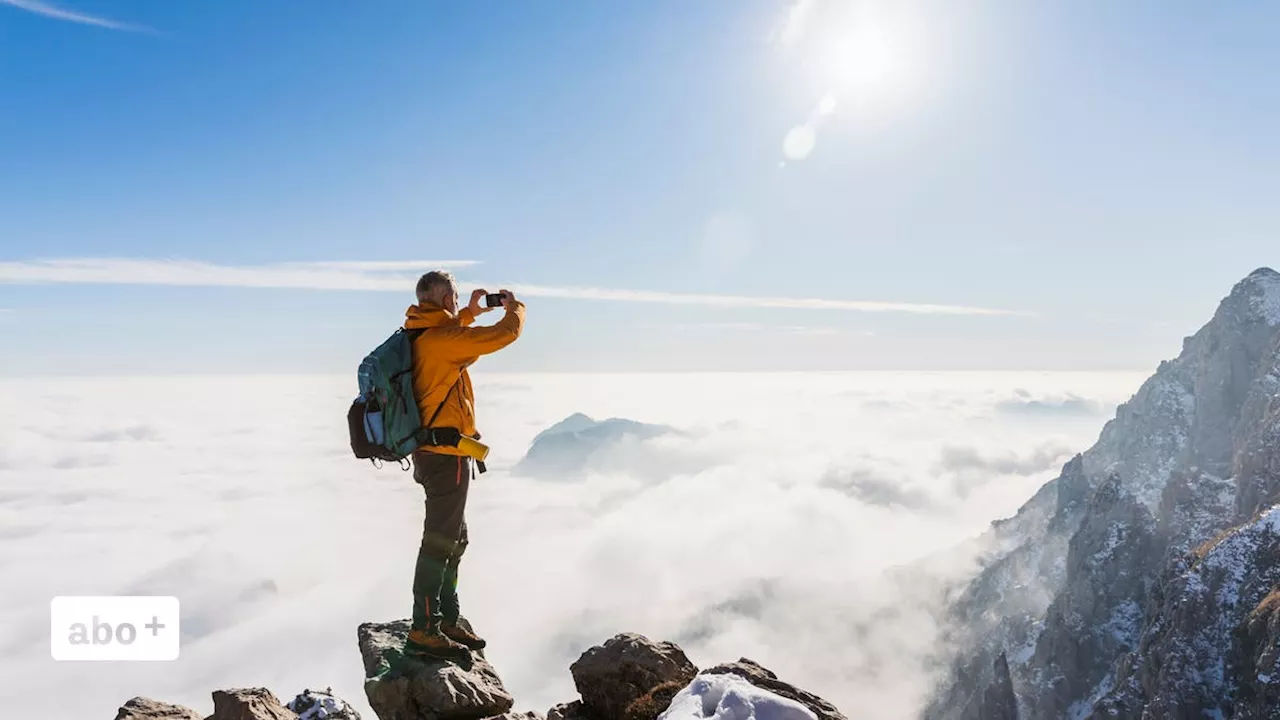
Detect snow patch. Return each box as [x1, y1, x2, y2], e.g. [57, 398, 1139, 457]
[287, 689, 359, 719]
[1065, 672, 1115, 720]
[1247, 270, 1280, 326]
[1103, 600, 1142, 646]
[660, 674, 817, 720]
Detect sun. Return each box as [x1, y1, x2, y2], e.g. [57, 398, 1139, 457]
[804, 6, 915, 104]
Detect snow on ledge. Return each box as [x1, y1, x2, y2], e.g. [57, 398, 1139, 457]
[659, 674, 818, 720]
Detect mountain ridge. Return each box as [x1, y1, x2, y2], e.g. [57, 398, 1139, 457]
[928, 266, 1280, 719]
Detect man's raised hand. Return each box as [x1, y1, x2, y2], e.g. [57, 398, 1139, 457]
[468, 288, 494, 315]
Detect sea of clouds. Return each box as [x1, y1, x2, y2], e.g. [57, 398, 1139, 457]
[0, 371, 1147, 718]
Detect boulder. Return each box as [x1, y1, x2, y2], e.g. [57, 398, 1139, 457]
[286, 688, 362, 719]
[359, 619, 513, 720]
[211, 688, 298, 720]
[701, 660, 846, 720]
[114, 697, 203, 720]
[569, 634, 698, 720]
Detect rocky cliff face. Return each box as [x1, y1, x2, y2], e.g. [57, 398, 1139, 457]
[928, 268, 1280, 719]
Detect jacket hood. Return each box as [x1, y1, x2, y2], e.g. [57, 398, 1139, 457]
[404, 303, 455, 330]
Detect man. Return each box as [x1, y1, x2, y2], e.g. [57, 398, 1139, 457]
[402, 270, 525, 660]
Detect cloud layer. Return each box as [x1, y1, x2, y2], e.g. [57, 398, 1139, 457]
[0, 371, 1143, 718]
[0, 257, 1025, 316]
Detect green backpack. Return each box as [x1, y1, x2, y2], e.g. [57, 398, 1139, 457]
[348, 329, 426, 465]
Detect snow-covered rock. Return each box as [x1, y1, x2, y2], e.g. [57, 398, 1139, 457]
[1093, 505, 1280, 717]
[700, 660, 846, 720]
[658, 674, 816, 720]
[286, 689, 361, 719]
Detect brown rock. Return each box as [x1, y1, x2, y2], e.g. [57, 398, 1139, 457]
[569, 634, 697, 720]
[115, 697, 203, 720]
[359, 618, 513, 720]
[211, 688, 298, 720]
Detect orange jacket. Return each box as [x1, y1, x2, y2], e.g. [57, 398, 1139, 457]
[404, 300, 525, 455]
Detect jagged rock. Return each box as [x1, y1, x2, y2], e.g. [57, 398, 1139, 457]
[569, 634, 698, 720]
[959, 653, 1017, 720]
[1095, 507, 1280, 717]
[286, 688, 362, 719]
[1234, 587, 1280, 719]
[359, 619, 513, 720]
[115, 697, 204, 720]
[211, 688, 299, 720]
[1233, 334, 1280, 519]
[546, 702, 592, 720]
[700, 659, 845, 720]
[1026, 474, 1155, 718]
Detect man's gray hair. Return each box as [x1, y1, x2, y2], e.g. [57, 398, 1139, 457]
[416, 270, 456, 305]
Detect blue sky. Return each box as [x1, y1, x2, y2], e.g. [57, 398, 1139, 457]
[0, 0, 1276, 374]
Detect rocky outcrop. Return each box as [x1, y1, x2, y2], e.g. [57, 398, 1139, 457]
[1025, 475, 1155, 718]
[958, 653, 1017, 720]
[211, 688, 298, 720]
[563, 633, 698, 720]
[1234, 587, 1280, 719]
[112, 625, 842, 720]
[542, 635, 842, 720]
[701, 660, 846, 720]
[929, 268, 1280, 719]
[115, 697, 204, 720]
[358, 619, 513, 720]
[1094, 507, 1280, 717]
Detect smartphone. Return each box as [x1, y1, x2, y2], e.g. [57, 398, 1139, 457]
[484, 292, 506, 308]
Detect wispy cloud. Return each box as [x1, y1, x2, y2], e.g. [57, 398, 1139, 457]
[0, 0, 151, 32]
[664, 322, 843, 336]
[0, 258, 477, 292]
[509, 282, 1025, 316]
[0, 257, 1028, 316]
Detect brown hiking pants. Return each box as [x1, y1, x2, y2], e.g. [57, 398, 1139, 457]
[411, 452, 472, 631]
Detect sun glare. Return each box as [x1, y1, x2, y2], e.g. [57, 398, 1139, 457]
[823, 30, 899, 93]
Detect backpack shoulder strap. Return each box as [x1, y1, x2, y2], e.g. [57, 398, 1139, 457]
[424, 376, 460, 428]
[411, 327, 463, 430]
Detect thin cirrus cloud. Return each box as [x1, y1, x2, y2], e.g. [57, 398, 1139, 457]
[0, 257, 1028, 316]
[0, 0, 151, 32]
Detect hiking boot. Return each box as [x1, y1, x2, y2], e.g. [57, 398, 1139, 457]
[441, 622, 487, 650]
[404, 628, 471, 661]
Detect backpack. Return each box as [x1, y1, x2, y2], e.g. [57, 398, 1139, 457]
[348, 328, 430, 466]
